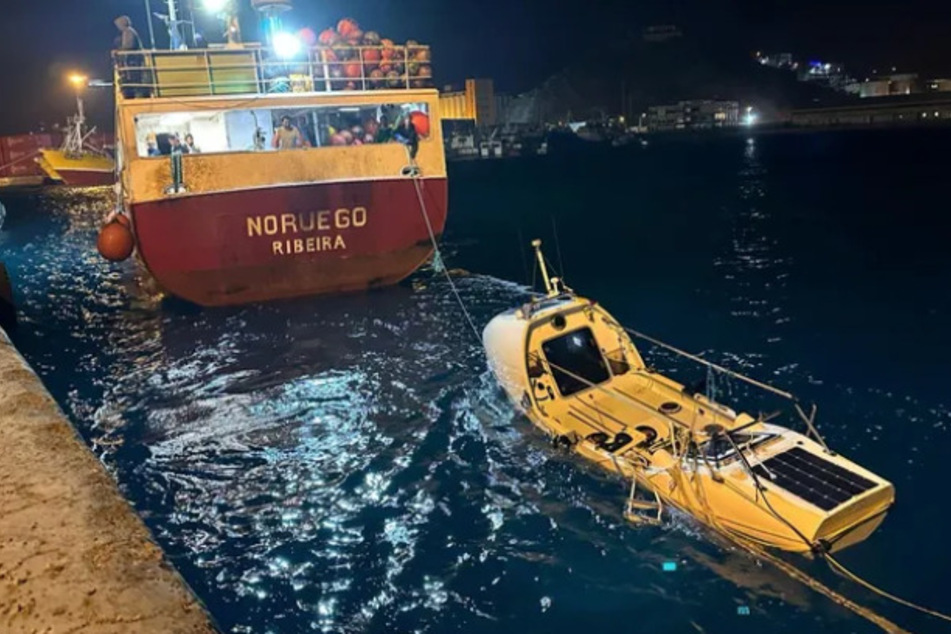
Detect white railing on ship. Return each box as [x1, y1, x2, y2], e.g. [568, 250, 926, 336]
[113, 44, 434, 96]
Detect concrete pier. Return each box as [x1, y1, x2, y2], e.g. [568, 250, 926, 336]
[0, 328, 217, 633]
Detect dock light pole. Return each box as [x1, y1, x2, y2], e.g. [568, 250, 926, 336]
[68, 74, 88, 125]
[66, 74, 89, 157]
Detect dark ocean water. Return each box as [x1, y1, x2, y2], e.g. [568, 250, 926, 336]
[2, 128, 950, 634]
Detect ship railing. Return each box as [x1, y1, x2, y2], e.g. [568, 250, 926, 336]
[113, 44, 434, 99]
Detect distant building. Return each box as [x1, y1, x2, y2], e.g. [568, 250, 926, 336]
[799, 61, 851, 90]
[792, 96, 951, 127]
[888, 73, 918, 95]
[642, 25, 682, 43]
[927, 79, 951, 93]
[860, 79, 891, 98]
[843, 81, 864, 96]
[495, 93, 513, 124]
[755, 52, 795, 70]
[439, 79, 497, 127]
[856, 73, 920, 98]
[645, 100, 739, 132]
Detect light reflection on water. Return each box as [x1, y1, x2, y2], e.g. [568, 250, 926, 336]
[4, 133, 951, 634]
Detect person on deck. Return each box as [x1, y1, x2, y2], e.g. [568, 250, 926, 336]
[272, 116, 303, 150]
[374, 114, 395, 144]
[169, 134, 189, 154]
[394, 115, 419, 160]
[184, 134, 201, 153]
[114, 16, 147, 98]
[146, 134, 160, 156]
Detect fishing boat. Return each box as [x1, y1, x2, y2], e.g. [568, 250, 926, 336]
[37, 76, 115, 187]
[102, 5, 447, 306]
[483, 240, 894, 554]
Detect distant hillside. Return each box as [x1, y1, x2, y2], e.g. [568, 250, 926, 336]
[504, 34, 856, 124]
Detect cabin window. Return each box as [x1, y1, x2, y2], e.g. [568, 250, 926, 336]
[542, 327, 611, 397]
[131, 102, 430, 158]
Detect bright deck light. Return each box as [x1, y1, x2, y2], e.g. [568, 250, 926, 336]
[203, 0, 230, 12]
[68, 73, 88, 88]
[272, 31, 301, 58]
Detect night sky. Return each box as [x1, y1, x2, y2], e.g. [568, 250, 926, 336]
[1, 0, 949, 134]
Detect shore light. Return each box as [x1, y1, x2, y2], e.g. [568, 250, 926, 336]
[273, 31, 301, 58]
[744, 106, 757, 127]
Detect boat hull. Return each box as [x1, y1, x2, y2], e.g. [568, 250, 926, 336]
[130, 177, 448, 306]
[38, 149, 114, 187]
[53, 168, 114, 187]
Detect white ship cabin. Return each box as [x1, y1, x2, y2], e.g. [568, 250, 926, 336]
[113, 43, 437, 160]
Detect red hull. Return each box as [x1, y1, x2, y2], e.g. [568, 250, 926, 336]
[56, 169, 114, 187]
[131, 178, 448, 306]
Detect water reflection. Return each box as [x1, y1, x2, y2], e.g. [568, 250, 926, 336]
[6, 134, 950, 634]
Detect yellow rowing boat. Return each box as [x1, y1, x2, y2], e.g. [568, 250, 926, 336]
[483, 240, 894, 554]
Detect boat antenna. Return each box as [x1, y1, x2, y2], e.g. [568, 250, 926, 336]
[532, 239, 558, 297]
[143, 0, 158, 48]
[155, 0, 188, 50]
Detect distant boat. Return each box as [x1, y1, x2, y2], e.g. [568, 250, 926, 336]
[574, 125, 605, 143]
[37, 91, 114, 187]
[37, 149, 114, 188]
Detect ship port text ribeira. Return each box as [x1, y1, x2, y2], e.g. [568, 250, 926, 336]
[246, 208, 368, 256]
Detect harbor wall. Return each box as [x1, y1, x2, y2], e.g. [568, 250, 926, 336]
[0, 326, 216, 634]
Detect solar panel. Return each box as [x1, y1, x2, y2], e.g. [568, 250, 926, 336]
[752, 446, 878, 511]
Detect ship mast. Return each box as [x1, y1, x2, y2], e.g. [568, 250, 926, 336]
[152, 0, 188, 50]
[63, 74, 90, 157]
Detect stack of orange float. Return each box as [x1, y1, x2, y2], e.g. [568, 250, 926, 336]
[312, 18, 433, 91]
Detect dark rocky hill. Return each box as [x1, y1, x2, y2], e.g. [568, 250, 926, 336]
[504, 33, 856, 124]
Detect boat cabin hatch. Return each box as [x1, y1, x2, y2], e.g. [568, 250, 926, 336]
[541, 327, 611, 397]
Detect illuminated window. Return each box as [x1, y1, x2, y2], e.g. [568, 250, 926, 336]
[132, 102, 430, 158]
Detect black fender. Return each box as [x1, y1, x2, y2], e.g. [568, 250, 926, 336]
[0, 260, 16, 333]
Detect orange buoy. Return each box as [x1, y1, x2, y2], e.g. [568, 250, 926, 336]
[114, 213, 131, 228]
[410, 110, 431, 137]
[344, 62, 363, 79]
[318, 28, 338, 46]
[298, 27, 317, 46]
[362, 47, 381, 64]
[336, 18, 359, 38]
[97, 220, 135, 262]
